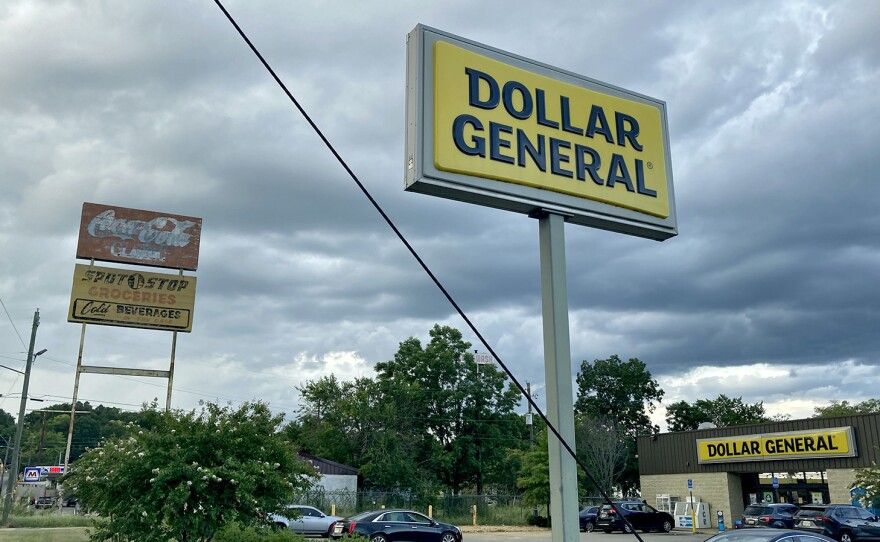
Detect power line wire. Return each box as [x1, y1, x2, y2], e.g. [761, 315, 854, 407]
[210, 3, 626, 529]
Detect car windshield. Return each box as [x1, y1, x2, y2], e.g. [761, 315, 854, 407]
[744, 506, 771, 515]
[857, 509, 876, 520]
[796, 508, 826, 518]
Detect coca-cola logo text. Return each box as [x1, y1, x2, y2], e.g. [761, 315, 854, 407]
[87, 210, 196, 248]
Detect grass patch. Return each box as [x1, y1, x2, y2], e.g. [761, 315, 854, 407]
[4, 514, 93, 529]
[0, 527, 90, 542]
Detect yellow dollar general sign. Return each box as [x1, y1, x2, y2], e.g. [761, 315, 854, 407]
[696, 427, 857, 464]
[434, 41, 668, 218]
[405, 25, 677, 240]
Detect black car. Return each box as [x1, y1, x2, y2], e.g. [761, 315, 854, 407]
[794, 504, 880, 542]
[741, 504, 800, 528]
[595, 501, 675, 533]
[706, 527, 837, 542]
[580, 505, 600, 532]
[330, 509, 462, 542]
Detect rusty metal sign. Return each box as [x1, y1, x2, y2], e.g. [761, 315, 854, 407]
[68, 263, 197, 332]
[76, 202, 202, 271]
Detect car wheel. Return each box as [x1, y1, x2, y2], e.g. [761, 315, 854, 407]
[661, 520, 673, 533]
[840, 532, 854, 542]
[371, 535, 388, 542]
[440, 531, 457, 542]
[586, 521, 595, 533]
[623, 523, 633, 534]
[273, 522, 287, 530]
[771, 521, 784, 529]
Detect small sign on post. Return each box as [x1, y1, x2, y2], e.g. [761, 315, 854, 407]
[23, 468, 41, 482]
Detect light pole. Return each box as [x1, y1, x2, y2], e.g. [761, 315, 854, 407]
[1, 309, 42, 525]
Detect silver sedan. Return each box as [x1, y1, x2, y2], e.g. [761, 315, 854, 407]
[270, 505, 343, 537]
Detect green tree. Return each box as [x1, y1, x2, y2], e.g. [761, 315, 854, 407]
[814, 399, 880, 417]
[64, 400, 315, 542]
[575, 355, 664, 494]
[374, 325, 523, 494]
[517, 427, 549, 513]
[665, 395, 770, 431]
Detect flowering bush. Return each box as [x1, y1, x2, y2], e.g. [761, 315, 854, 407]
[64, 400, 315, 542]
[853, 460, 880, 511]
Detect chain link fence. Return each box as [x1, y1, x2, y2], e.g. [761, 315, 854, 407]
[292, 490, 607, 526]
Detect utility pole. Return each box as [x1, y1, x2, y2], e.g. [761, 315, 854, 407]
[2, 309, 40, 525]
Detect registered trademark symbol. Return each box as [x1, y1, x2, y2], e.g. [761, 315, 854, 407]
[647, 162, 654, 169]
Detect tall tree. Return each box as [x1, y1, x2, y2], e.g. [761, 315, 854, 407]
[375, 325, 523, 494]
[65, 401, 314, 542]
[665, 395, 770, 431]
[575, 414, 628, 498]
[289, 374, 427, 493]
[575, 355, 664, 494]
[575, 355, 663, 438]
[814, 399, 880, 417]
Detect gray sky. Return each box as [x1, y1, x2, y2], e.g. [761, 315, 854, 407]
[2, 0, 879, 436]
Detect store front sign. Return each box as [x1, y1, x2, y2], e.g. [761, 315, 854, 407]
[697, 427, 857, 464]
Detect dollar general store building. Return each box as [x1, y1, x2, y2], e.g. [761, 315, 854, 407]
[637, 412, 880, 528]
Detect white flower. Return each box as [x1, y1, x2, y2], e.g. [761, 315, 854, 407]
[187, 481, 192, 486]
[142, 511, 147, 517]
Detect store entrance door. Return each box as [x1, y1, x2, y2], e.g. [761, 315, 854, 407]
[741, 472, 830, 506]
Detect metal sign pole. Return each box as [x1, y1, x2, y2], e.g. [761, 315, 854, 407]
[166, 331, 177, 413]
[63, 322, 87, 474]
[537, 211, 579, 542]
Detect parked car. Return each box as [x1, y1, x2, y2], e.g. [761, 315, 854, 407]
[741, 504, 800, 528]
[330, 509, 462, 542]
[794, 504, 880, 542]
[34, 496, 56, 509]
[580, 505, 600, 532]
[268, 505, 343, 537]
[596, 501, 675, 533]
[706, 527, 837, 542]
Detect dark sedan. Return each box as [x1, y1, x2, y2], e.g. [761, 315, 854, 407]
[705, 527, 837, 542]
[580, 505, 600, 532]
[330, 509, 462, 542]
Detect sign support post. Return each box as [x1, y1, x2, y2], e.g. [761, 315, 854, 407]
[63, 322, 87, 475]
[537, 210, 578, 542]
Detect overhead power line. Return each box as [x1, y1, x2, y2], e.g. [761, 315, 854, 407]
[210, 2, 628, 530]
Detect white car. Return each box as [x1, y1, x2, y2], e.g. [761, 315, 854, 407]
[270, 505, 343, 537]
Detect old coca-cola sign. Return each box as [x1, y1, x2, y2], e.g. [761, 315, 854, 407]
[76, 202, 202, 270]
